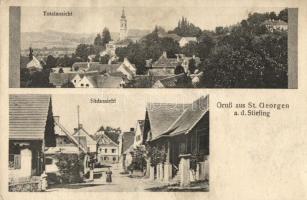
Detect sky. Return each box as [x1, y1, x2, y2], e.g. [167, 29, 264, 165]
[52, 91, 207, 135]
[21, 7, 285, 33]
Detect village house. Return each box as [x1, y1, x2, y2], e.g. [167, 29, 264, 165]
[26, 56, 43, 72]
[72, 124, 97, 153]
[45, 116, 88, 154]
[95, 127, 121, 164]
[120, 129, 136, 172]
[262, 19, 288, 32]
[50, 58, 136, 88]
[143, 95, 209, 185]
[179, 37, 197, 47]
[9, 95, 56, 179]
[152, 73, 191, 88]
[133, 120, 145, 148]
[75, 74, 125, 88]
[44, 116, 90, 181]
[151, 51, 179, 69]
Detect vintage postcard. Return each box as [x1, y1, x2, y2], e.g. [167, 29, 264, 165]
[1, 0, 307, 200]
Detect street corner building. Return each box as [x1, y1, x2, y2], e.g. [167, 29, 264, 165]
[9, 94, 56, 191]
[143, 95, 209, 187]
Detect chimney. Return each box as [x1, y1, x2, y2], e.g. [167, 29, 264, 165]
[53, 116, 60, 123]
[74, 128, 78, 133]
[130, 128, 135, 132]
[162, 51, 167, 58]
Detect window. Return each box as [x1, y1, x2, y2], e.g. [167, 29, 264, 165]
[45, 157, 53, 165]
[9, 154, 21, 169]
[112, 149, 116, 153]
[86, 84, 89, 87]
[136, 135, 141, 141]
[81, 83, 84, 87]
[105, 149, 107, 153]
[74, 80, 76, 83]
[99, 148, 102, 152]
[113, 157, 116, 161]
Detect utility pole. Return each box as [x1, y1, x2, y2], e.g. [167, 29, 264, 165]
[77, 105, 80, 157]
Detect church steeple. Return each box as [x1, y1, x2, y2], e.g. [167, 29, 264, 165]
[119, 7, 128, 41]
[121, 7, 126, 18]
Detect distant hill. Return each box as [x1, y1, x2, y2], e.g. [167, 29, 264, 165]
[21, 29, 151, 50]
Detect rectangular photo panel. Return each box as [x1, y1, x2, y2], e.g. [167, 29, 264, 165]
[9, 6, 296, 88]
[8, 92, 209, 192]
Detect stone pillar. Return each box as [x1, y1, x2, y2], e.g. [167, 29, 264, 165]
[179, 154, 191, 187]
[164, 163, 172, 183]
[20, 148, 32, 177]
[89, 169, 94, 181]
[145, 157, 151, 178]
[204, 159, 209, 181]
[156, 164, 160, 180]
[159, 164, 164, 181]
[149, 166, 155, 180]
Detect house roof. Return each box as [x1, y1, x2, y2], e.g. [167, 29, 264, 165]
[122, 131, 135, 153]
[104, 131, 120, 144]
[262, 19, 288, 26]
[96, 75, 123, 88]
[88, 64, 121, 73]
[152, 57, 179, 68]
[163, 96, 209, 137]
[80, 74, 123, 88]
[72, 62, 100, 71]
[132, 75, 169, 88]
[73, 126, 96, 145]
[49, 73, 77, 87]
[54, 117, 88, 153]
[146, 103, 190, 140]
[26, 56, 42, 69]
[155, 73, 187, 88]
[148, 68, 174, 76]
[9, 94, 51, 140]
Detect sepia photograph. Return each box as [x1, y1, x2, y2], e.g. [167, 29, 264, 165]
[9, 6, 294, 88]
[8, 93, 209, 192]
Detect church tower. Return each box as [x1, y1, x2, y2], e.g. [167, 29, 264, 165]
[119, 8, 128, 41]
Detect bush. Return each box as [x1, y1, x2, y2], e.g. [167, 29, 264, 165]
[54, 153, 85, 183]
[128, 146, 147, 171]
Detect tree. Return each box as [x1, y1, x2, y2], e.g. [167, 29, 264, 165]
[46, 55, 57, 69]
[75, 44, 96, 61]
[188, 58, 196, 74]
[169, 17, 202, 37]
[174, 64, 185, 74]
[102, 27, 111, 46]
[160, 37, 180, 58]
[278, 8, 288, 22]
[94, 33, 103, 46]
